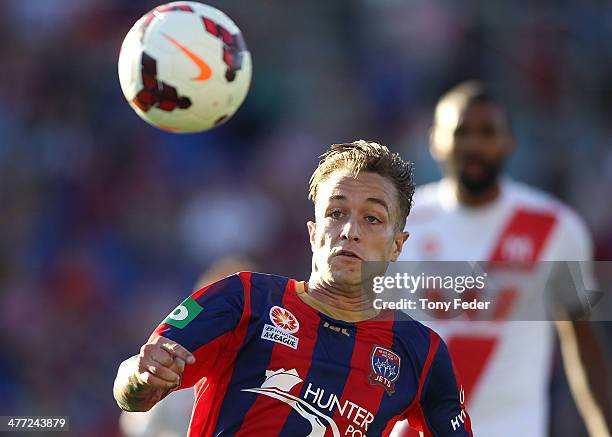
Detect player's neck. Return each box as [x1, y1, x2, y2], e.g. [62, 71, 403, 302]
[456, 180, 501, 207]
[300, 279, 379, 322]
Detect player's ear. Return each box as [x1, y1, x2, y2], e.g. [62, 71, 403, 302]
[390, 231, 409, 261]
[307, 221, 317, 250]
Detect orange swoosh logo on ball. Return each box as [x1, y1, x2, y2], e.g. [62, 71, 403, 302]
[163, 33, 212, 81]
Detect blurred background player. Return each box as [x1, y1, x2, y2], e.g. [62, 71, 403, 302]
[395, 81, 611, 436]
[119, 256, 255, 437]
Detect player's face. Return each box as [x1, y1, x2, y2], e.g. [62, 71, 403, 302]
[307, 171, 409, 289]
[431, 101, 513, 194]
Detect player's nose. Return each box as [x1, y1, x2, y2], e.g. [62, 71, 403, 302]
[456, 132, 486, 153]
[340, 216, 360, 241]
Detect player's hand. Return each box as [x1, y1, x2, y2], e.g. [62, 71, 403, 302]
[134, 336, 196, 390]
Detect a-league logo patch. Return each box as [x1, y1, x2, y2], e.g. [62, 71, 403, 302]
[269, 306, 299, 333]
[368, 345, 401, 395]
[261, 306, 300, 349]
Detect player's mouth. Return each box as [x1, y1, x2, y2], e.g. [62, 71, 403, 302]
[333, 249, 363, 260]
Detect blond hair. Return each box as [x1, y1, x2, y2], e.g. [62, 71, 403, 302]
[308, 140, 414, 230]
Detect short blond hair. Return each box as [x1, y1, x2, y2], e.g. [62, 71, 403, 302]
[308, 140, 415, 230]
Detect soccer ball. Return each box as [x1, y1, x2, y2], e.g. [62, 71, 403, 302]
[118, 2, 252, 133]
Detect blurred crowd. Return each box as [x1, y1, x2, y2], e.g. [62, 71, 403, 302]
[1, 0, 612, 435]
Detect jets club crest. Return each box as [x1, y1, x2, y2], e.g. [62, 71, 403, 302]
[368, 346, 401, 395]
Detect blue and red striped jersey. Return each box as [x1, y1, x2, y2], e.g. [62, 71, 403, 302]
[152, 272, 472, 436]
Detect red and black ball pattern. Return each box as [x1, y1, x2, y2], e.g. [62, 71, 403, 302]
[202, 17, 247, 82]
[132, 52, 192, 113]
[129, 4, 248, 116]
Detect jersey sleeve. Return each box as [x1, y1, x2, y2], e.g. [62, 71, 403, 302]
[149, 272, 248, 390]
[419, 337, 473, 436]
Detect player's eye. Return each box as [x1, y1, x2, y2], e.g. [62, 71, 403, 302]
[328, 209, 344, 220]
[365, 215, 382, 224]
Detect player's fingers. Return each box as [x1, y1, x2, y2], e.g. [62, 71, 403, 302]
[150, 354, 185, 378]
[137, 355, 179, 382]
[137, 370, 179, 390]
[140, 343, 174, 367]
[160, 339, 195, 364]
[171, 356, 186, 374]
[150, 349, 174, 367]
[145, 363, 181, 384]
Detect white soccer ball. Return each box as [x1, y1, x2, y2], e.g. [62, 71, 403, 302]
[118, 2, 252, 133]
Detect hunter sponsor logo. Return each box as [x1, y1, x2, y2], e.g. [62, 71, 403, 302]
[368, 346, 401, 395]
[303, 382, 374, 435]
[242, 369, 374, 437]
[261, 306, 300, 349]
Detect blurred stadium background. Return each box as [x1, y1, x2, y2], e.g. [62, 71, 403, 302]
[1, 0, 612, 435]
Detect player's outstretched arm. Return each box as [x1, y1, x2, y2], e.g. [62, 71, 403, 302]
[114, 273, 245, 411]
[113, 336, 195, 412]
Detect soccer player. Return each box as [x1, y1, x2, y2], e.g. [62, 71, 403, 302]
[113, 141, 473, 436]
[395, 82, 610, 436]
